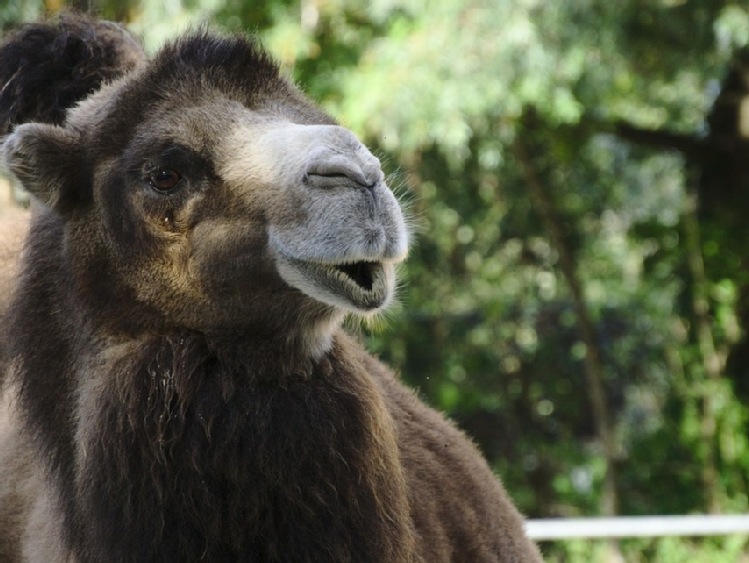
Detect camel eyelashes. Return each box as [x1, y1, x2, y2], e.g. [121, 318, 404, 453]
[148, 169, 182, 192]
[140, 143, 213, 193]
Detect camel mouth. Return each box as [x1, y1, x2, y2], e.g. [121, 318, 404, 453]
[331, 261, 378, 291]
[275, 255, 394, 312]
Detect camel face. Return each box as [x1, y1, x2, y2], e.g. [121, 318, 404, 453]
[220, 120, 408, 313]
[5, 33, 408, 334]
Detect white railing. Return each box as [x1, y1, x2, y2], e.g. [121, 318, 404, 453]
[525, 515, 749, 540]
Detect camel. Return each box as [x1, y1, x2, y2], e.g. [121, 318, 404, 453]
[0, 14, 542, 562]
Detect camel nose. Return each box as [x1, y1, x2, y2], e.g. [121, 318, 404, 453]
[304, 129, 383, 190]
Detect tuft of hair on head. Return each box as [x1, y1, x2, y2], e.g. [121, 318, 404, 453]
[145, 26, 282, 101]
[0, 11, 145, 136]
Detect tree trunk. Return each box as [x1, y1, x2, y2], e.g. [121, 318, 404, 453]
[513, 123, 621, 559]
[610, 48, 749, 514]
[682, 186, 723, 514]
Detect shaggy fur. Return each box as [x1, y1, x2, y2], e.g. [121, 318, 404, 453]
[0, 13, 144, 135]
[0, 14, 542, 562]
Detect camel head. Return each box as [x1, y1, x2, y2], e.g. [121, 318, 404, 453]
[2, 31, 408, 348]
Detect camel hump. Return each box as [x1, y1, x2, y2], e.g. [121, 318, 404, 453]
[0, 12, 144, 135]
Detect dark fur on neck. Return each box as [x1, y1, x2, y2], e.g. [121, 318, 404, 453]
[74, 332, 416, 562]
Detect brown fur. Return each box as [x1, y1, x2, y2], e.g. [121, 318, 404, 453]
[0, 14, 542, 562]
[0, 203, 29, 379]
[0, 207, 28, 312]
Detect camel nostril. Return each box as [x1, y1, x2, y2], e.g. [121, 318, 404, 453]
[305, 149, 381, 189]
[309, 173, 377, 190]
[305, 165, 372, 189]
[311, 172, 354, 182]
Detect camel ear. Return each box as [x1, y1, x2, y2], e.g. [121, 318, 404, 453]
[3, 123, 88, 213]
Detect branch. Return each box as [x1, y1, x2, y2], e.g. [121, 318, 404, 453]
[512, 132, 619, 519]
[613, 120, 707, 158]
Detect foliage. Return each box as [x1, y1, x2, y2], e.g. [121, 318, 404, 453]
[4, 0, 749, 560]
[544, 535, 749, 563]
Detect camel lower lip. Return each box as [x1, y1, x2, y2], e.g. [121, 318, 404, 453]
[331, 261, 378, 291]
[277, 255, 392, 312]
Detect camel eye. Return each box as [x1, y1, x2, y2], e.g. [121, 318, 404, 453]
[149, 169, 182, 192]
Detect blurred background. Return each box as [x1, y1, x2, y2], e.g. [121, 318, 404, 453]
[3, 0, 749, 560]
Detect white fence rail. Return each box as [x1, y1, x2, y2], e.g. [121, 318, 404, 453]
[525, 515, 749, 540]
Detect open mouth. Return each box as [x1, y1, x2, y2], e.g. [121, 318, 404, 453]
[275, 254, 394, 312]
[332, 261, 377, 291]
